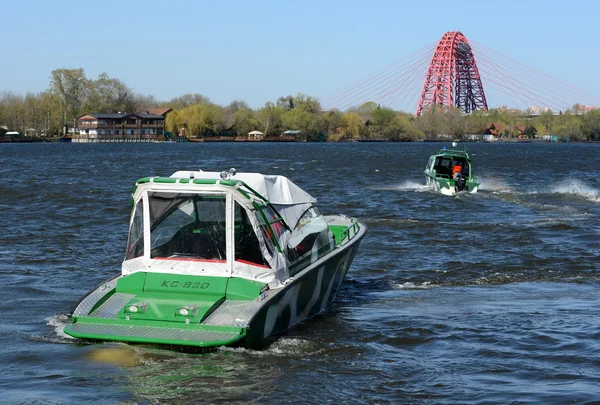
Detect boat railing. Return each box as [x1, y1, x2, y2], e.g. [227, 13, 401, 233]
[331, 218, 360, 247]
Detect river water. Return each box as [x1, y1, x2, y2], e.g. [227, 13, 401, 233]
[0, 142, 599, 404]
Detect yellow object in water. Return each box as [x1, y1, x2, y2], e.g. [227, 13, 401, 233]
[85, 346, 141, 367]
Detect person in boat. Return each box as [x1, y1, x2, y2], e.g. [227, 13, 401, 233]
[452, 162, 463, 179]
[452, 161, 467, 191]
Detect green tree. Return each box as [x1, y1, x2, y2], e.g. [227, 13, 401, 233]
[464, 109, 488, 136]
[321, 110, 344, 140]
[582, 109, 600, 140]
[414, 105, 462, 139]
[357, 101, 378, 114]
[276, 95, 295, 111]
[168, 94, 211, 109]
[258, 102, 284, 137]
[50, 68, 89, 132]
[533, 110, 555, 134]
[281, 108, 324, 140]
[0, 92, 26, 133]
[232, 108, 259, 136]
[342, 112, 363, 140]
[226, 100, 250, 113]
[553, 114, 584, 140]
[370, 106, 396, 127]
[23, 93, 47, 136]
[292, 94, 321, 113]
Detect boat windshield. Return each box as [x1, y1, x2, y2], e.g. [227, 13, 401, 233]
[148, 192, 227, 261]
[125, 199, 145, 260]
[125, 192, 270, 267]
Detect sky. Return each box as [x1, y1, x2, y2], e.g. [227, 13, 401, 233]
[2, 0, 600, 110]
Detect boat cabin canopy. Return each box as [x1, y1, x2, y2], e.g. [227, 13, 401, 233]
[426, 149, 472, 178]
[122, 171, 334, 287]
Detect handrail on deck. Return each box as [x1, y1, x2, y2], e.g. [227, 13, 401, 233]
[333, 219, 360, 246]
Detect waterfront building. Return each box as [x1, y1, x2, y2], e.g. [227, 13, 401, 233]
[73, 112, 167, 143]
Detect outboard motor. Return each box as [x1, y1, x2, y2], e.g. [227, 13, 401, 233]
[455, 174, 466, 192]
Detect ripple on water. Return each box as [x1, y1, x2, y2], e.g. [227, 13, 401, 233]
[1, 142, 600, 404]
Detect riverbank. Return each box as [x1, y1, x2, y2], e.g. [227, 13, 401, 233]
[1, 136, 597, 144]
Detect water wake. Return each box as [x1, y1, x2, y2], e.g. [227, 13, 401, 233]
[478, 177, 514, 193]
[371, 180, 430, 192]
[552, 179, 600, 203]
[46, 313, 73, 340]
[221, 337, 323, 357]
[25, 314, 75, 344]
[392, 281, 435, 290]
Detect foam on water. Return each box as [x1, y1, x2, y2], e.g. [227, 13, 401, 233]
[370, 180, 430, 192]
[392, 281, 435, 290]
[221, 337, 322, 357]
[478, 176, 514, 193]
[24, 314, 75, 344]
[552, 179, 600, 203]
[46, 314, 73, 339]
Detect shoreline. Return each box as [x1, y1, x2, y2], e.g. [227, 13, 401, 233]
[1, 137, 598, 144]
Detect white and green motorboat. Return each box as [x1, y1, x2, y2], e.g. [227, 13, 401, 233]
[64, 169, 366, 349]
[424, 144, 480, 196]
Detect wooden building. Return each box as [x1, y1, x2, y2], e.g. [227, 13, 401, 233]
[73, 112, 166, 142]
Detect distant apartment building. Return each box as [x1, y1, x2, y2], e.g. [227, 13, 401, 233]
[73, 109, 172, 142]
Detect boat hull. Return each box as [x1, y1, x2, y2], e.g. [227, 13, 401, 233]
[424, 174, 479, 196]
[244, 231, 364, 347]
[64, 222, 366, 349]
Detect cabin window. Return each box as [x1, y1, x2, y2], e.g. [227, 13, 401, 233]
[434, 157, 454, 177]
[254, 204, 280, 256]
[148, 193, 227, 261]
[125, 199, 145, 260]
[286, 207, 333, 272]
[234, 203, 268, 267]
[255, 204, 287, 253]
[426, 157, 434, 171]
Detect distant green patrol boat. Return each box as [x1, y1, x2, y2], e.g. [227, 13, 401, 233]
[424, 143, 480, 196]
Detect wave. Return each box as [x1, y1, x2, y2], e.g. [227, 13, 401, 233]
[392, 281, 435, 290]
[370, 181, 430, 192]
[221, 337, 324, 357]
[478, 177, 514, 193]
[46, 313, 74, 340]
[552, 179, 600, 203]
[25, 314, 75, 345]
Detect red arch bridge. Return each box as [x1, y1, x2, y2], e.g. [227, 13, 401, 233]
[320, 31, 600, 115]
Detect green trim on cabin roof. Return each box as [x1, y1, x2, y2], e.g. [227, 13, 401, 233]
[132, 176, 270, 203]
[153, 177, 177, 184]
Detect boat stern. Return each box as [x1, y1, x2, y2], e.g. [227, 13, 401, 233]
[64, 272, 268, 347]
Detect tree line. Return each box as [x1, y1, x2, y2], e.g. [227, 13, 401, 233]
[1, 68, 599, 141]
